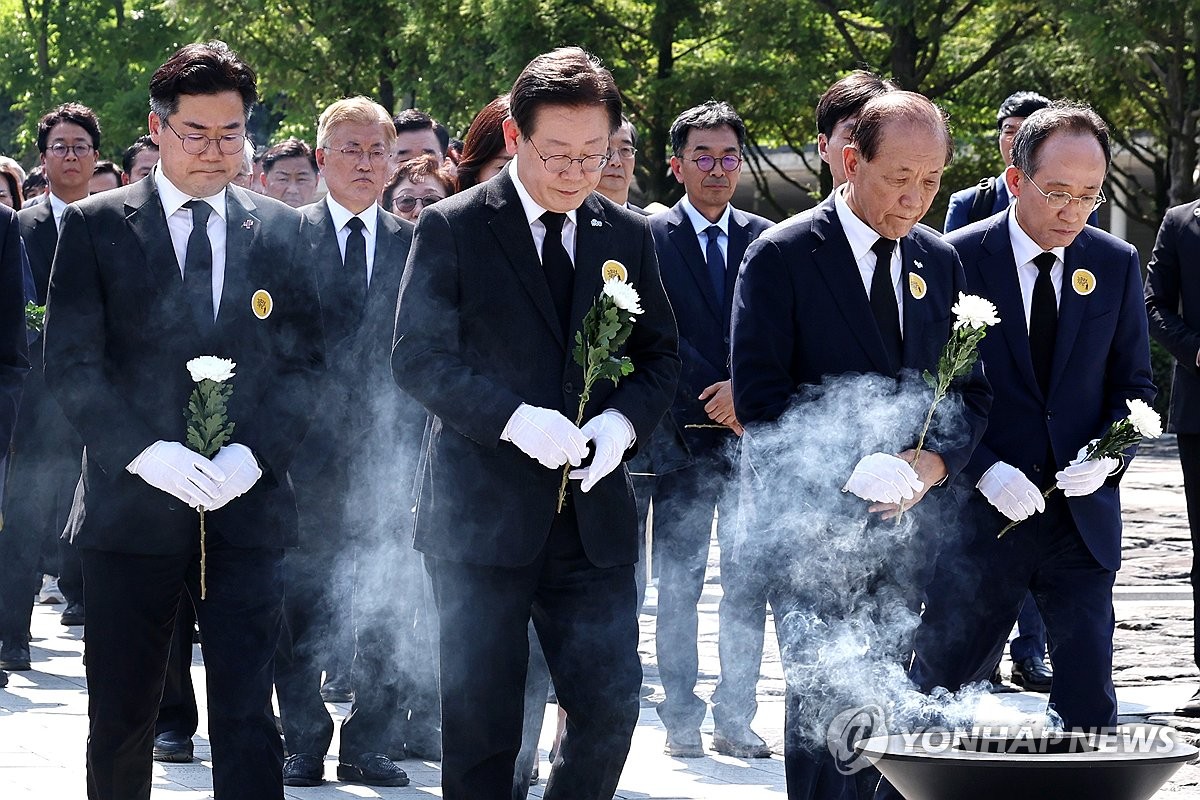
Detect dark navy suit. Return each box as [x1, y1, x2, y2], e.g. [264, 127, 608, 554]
[648, 198, 773, 736]
[944, 174, 1010, 233]
[731, 194, 990, 799]
[1144, 199, 1200, 671]
[910, 211, 1155, 732]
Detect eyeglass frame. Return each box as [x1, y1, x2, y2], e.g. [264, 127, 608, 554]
[527, 139, 610, 174]
[393, 195, 443, 212]
[323, 145, 390, 163]
[609, 145, 637, 161]
[682, 153, 743, 173]
[45, 142, 95, 159]
[1021, 172, 1106, 212]
[161, 119, 246, 156]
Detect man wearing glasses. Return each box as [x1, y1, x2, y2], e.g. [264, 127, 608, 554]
[0, 102, 99, 676]
[647, 100, 774, 759]
[393, 46, 679, 799]
[42, 41, 324, 800]
[904, 103, 1155, 755]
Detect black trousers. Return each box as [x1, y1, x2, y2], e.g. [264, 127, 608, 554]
[79, 541, 284, 800]
[155, 595, 198, 738]
[427, 503, 641, 800]
[1178, 433, 1200, 670]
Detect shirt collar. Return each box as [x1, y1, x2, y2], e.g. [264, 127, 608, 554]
[325, 194, 378, 235]
[679, 194, 731, 238]
[47, 192, 70, 227]
[509, 156, 578, 228]
[154, 164, 227, 221]
[1007, 208, 1065, 268]
[833, 184, 885, 262]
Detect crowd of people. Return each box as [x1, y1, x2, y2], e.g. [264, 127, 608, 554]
[0, 35, 1195, 800]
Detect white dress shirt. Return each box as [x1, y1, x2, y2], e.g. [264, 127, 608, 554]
[679, 194, 732, 264]
[48, 192, 71, 230]
[1007, 211, 1065, 331]
[325, 195, 379, 287]
[155, 166, 228, 320]
[834, 185, 904, 331]
[510, 156, 578, 266]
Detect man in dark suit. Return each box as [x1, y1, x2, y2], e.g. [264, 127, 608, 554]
[274, 96, 418, 789]
[648, 100, 774, 759]
[0, 102, 99, 673]
[41, 41, 325, 800]
[392, 47, 679, 800]
[731, 92, 990, 799]
[1144, 201, 1200, 712]
[907, 105, 1155, 747]
[0, 204, 32, 689]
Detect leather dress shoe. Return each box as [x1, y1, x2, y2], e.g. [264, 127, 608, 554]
[60, 602, 85, 627]
[664, 728, 704, 758]
[152, 731, 194, 763]
[1176, 689, 1200, 717]
[713, 724, 772, 758]
[283, 753, 325, 786]
[1010, 655, 1053, 692]
[0, 641, 31, 671]
[337, 752, 409, 786]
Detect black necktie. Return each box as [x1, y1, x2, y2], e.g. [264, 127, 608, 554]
[183, 200, 214, 327]
[1029, 252, 1058, 394]
[539, 212, 574, 337]
[344, 216, 368, 314]
[870, 236, 902, 372]
[704, 225, 725, 303]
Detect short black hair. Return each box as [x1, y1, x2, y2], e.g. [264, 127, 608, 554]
[1010, 102, 1111, 176]
[148, 40, 257, 122]
[851, 91, 954, 165]
[996, 91, 1051, 130]
[619, 114, 638, 147]
[393, 109, 449, 155]
[22, 165, 46, 196]
[669, 100, 745, 154]
[261, 137, 317, 174]
[122, 134, 158, 175]
[91, 160, 123, 187]
[36, 102, 102, 154]
[816, 71, 899, 137]
[509, 47, 621, 138]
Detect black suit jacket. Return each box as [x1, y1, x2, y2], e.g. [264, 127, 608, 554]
[731, 194, 990, 479]
[392, 171, 680, 568]
[650, 199, 772, 449]
[1146, 199, 1200, 434]
[0, 206, 30, 453]
[18, 201, 56, 305]
[42, 177, 325, 555]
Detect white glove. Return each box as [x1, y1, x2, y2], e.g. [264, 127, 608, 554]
[569, 410, 636, 492]
[977, 461, 1045, 522]
[1056, 442, 1119, 497]
[842, 452, 924, 504]
[205, 443, 263, 511]
[501, 403, 589, 469]
[126, 440, 226, 509]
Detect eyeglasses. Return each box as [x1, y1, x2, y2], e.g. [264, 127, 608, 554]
[1022, 173, 1106, 211]
[46, 142, 94, 159]
[685, 153, 743, 172]
[326, 146, 389, 163]
[528, 139, 609, 173]
[393, 195, 442, 212]
[609, 146, 636, 161]
[162, 120, 245, 156]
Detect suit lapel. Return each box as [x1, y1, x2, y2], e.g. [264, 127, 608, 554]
[723, 208, 752, 322]
[124, 178, 180, 296]
[487, 173, 564, 344]
[215, 186, 261, 327]
[810, 198, 893, 375]
[1050, 233, 1090, 398]
[974, 213, 1042, 396]
[369, 209, 409, 319]
[666, 202, 723, 320]
[568, 192, 608, 352]
[899, 236, 927, 369]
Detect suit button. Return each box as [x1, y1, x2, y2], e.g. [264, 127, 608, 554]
[723, 336, 730, 344]
[1032, 465, 1041, 473]
[1046, 411, 1053, 419]
[564, 382, 574, 393]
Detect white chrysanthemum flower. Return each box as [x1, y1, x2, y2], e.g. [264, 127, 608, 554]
[1126, 398, 1163, 439]
[951, 293, 1000, 330]
[602, 277, 643, 315]
[187, 356, 236, 384]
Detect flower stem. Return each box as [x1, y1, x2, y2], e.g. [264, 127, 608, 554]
[556, 368, 597, 513]
[199, 509, 208, 599]
[896, 389, 945, 524]
[997, 486, 1056, 538]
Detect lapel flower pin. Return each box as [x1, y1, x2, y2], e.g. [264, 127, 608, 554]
[913, 259, 925, 270]
[242, 219, 254, 229]
[590, 218, 603, 227]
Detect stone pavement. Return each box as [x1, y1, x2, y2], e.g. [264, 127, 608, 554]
[1, 437, 1198, 798]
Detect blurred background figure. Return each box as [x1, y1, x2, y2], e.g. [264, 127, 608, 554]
[384, 154, 454, 222]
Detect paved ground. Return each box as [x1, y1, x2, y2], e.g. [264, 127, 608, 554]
[1, 437, 1198, 798]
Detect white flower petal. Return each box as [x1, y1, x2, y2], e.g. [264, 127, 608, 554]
[1125, 398, 1162, 439]
[602, 278, 643, 315]
[186, 356, 236, 384]
[950, 292, 1000, 330]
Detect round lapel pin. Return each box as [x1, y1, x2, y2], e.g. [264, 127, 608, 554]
[1071, 268, 1096, 296]
[908, 273, 927, 300]
[252, 289, 273, 319]
[602, 259, 628, 282]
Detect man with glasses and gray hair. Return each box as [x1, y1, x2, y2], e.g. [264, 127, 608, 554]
[900, 103, 1156, 774]
[393, 46, 679, 799]
[648, 99, 774, 759]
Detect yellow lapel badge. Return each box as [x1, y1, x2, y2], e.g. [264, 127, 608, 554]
[1071, 269, 1096, 296]
[602, 259, 628, 282]
[908, 272, 927, 300]
[252, 289, 273, 319]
